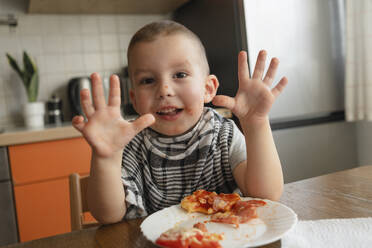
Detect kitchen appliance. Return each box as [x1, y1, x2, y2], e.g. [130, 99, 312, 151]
[47, 95, 64, 125]
[174, 0, 345, 126]
[68, 73, 136, 119]
[68, 77, 92, 119]
[173, 0, 358, 183]
[0, 147, 18, 245]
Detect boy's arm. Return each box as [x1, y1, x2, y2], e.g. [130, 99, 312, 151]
[233, 118, 283, 201]
[72, 73, 154, 223]
[88, 151, 125, 224]
[213, 50, 287, 201]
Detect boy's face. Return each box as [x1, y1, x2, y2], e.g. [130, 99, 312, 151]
[129, 34, 218, 136]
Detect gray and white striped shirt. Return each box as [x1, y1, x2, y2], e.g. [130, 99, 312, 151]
[121, 107, 246, 219]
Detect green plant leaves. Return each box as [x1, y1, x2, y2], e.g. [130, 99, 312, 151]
[6, 53, 23, 78]
[5, 51, 39, 102]
[23, 51, 37, 90]
[28, 73, 38, 102]
[23, 51, 37, 75]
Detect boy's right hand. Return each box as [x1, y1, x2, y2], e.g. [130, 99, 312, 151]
[72, 73, 155, 158]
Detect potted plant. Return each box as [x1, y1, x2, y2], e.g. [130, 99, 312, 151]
[6, 51, 45, 129]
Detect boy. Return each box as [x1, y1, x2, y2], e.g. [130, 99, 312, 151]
[72, 20, 288, 223]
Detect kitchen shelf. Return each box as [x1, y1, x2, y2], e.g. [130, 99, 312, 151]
[28, 0, 189, 14]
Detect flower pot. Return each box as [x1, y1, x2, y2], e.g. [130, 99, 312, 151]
[23, 102, 45, 129]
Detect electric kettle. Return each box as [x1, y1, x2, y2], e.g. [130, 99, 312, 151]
[68, 77, 92, 119]
[68, 73, 136, 120]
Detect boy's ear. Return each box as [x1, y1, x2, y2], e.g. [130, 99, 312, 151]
[204, 75, 219, 103]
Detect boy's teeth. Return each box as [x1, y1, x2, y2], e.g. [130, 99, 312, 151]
[159, 108, 176, 114]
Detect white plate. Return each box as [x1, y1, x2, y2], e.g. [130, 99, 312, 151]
[141, 197, 298, 248]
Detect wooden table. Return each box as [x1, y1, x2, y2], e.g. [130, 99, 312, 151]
[3, 165, 372, 248]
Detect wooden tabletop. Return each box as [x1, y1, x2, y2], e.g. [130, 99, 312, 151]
[4, 165, 372, 248]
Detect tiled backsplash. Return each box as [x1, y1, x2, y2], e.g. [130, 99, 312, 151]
[0, 13, 166, 128]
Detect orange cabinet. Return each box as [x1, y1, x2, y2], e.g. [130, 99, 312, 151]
[8, 137, 91, 242]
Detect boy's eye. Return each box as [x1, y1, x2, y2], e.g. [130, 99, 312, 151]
[174, 72, 187, 79]
[139, 77, 155, 85]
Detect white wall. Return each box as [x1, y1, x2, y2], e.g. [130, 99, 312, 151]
[0, 0, 166, 128]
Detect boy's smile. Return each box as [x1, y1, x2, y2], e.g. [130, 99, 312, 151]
[156, 106, 183, 120]
[128, 33, 218, 136]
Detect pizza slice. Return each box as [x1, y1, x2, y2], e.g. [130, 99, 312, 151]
[181, 189, 241, 214]
[210, 200, 266, 228]
[155, 222, 224, 248]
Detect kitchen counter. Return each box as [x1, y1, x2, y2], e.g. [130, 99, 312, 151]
[0, 123, 82, 146]
[0, 109, 231, 147]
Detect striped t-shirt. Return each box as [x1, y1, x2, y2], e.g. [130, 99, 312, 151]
[121, 107, 246, 219]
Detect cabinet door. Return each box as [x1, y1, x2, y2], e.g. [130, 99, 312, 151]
[8, 137, 91, 185]
[8, 137, 92, 242]
[13, 178, 70, 242]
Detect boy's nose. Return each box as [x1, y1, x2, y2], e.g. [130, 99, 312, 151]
[157, 82, 174, 98]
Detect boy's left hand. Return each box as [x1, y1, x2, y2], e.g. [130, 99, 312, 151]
[212, 50, 288, 125]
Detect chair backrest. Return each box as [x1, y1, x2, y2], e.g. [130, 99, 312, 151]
[69, 173, 98, 231]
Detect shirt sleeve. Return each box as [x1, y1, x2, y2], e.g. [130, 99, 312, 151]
[121, 140, 148, 219]
[229, 121, 247, 171]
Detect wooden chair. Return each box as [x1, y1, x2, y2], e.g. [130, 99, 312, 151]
[69, 173, 99, 231]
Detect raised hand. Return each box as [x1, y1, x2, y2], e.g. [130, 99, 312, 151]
[72, 73, 155, 158]
[212, 50, 288, 124]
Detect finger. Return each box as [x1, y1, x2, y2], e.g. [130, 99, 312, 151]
[271, 77, 288, 98]
[108, 74, 121, 107]
[238, 51, 250, 88]
[263, 57, 279, 87]
[252, 50, 267, 79]
[72, 115, 85, 132]
[212, 95, 236, 110]
[80, 88, 95, 118]
[130, 114, 156, 134]
[91, 72, 106, 110]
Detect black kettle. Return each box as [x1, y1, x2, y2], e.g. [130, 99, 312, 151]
[68, 73, 136, 119]
[68, 77, 92, 119]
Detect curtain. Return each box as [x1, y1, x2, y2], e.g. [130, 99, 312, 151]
[345, 0, 372, 121]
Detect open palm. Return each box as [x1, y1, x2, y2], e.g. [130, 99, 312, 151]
[213, 50, 288, 123]
[72, 73, 154, 158]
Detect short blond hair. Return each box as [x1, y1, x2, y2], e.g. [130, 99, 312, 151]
[127, 20, 210, 76]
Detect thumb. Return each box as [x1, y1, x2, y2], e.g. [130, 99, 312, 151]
[212, 95, 236, 110]
[72, 115, 85, 132]
[130, 113, 155, 134]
